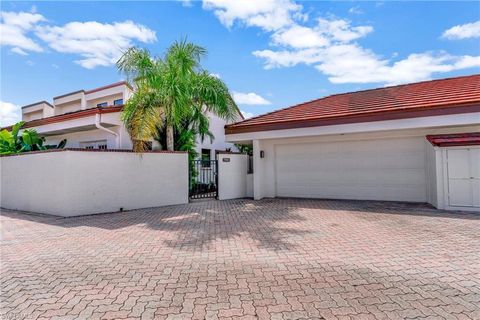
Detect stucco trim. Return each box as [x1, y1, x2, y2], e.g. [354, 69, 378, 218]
[0, 148, 187, 158]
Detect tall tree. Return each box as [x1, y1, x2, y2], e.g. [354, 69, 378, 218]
[117, 40, 238, 151]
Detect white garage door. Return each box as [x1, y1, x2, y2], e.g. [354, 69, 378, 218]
[275, 137, 427, 202]
[447, 148, 480, 208]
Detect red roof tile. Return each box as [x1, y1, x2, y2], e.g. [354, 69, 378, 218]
[226, 74, 480, 134]
[426, 133, 480, 147]
[1, 106, 123, 131]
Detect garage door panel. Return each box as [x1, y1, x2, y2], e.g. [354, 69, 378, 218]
[472, 180, 480, 207]
[275, 137, 427, 202]
[283, 184, 426, 202]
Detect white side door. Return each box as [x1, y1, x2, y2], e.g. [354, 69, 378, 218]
[447, 148, 480, 208]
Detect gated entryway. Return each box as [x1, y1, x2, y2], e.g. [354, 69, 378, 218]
[189, 160, 218, 199]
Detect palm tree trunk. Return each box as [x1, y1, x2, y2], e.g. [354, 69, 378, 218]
[166, 125, 174, 151]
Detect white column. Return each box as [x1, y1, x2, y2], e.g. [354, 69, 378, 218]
[434, 147, 445, 209]
[252, 139, 263, 200]
[80, 93, 87, 110]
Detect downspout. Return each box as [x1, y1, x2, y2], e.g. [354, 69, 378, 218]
[95, 113, 119, 148]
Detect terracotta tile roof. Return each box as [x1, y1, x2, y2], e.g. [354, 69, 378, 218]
[226, 74, 480, 134]
[426, 132, 480, 147]
[1, 106, 123, 131]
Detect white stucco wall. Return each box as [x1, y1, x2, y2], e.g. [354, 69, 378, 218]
[249, 124, 480, 204]
[45, 129, 119, 149]
[195, 111, 241, 159]
[44, 125, 133, 150]
[54, 101, 81, 115]
[425, 142, 438, 207]
[86, 93, 123, 109]
[217, 153, 248, 200]
[246, 174, 254, 198]
[0, 150, 188, 216]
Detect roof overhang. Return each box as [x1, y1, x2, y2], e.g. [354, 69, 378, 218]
[1, 106, 123, 131]
[426, 132, 480, 147]
[23, 106, 123, 129]
[225, 112, 480, 142]
[225, 103, 480, 135]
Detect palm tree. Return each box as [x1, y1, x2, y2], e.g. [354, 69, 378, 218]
[117, 40, 238, 151]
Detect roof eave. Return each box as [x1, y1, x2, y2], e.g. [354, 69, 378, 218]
[225, 103, 480, 135]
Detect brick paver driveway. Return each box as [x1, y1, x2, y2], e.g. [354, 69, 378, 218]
[1, 199, 479, 320]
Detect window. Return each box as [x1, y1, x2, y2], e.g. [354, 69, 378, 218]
[96, 102, 108, 107]
[113, 99, 123, 106]
[201, 149, 211, 167]
[80, 140, 108, 150]
[248, 155, 254, 174]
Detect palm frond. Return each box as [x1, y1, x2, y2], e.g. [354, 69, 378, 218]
[192, 71, 238, 122]
[121, 87, 162, 152]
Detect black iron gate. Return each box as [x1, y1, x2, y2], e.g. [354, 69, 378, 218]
[189, 160, 218, 199]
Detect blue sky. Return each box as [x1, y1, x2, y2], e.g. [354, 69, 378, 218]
[1, 1, 479, 126]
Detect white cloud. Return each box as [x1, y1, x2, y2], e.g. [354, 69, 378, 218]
[241, 110, 254, 119]
[11, 47, 28, 55]
[271, 18, 372, 49]
[349, 6, 363, 15]
[233, 92, 271, 105]
[36, 20, 157, 69]
[253, 48, 324, 68]
[272, 25, 329, 48]
[317, 18, 373, 42]
[202, 0, 304, 31]
[180, 0, 193, 7]
[442, 21, 480, 40]
[205, 1, 480, 85]
[0, 101, 22, 127]
[256, 44, 480, 85]
[1, 10, 157, 68]
[0, 11, 45, 54]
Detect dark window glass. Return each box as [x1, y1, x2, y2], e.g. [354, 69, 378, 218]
[97, 102, 108, 107]
[113, 99, 123, 106]
[201, 149, 211, 167]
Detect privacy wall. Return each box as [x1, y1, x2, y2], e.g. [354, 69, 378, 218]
[217, 153, 248, 200]
[0, 149, 188, 216]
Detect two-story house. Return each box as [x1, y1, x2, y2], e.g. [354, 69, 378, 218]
[18, 81, 243, 159]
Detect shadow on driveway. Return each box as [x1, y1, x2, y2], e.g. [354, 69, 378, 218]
[1, 198, 479, 252]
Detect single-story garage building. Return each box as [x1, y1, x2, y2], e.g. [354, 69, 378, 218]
[225, 74, 480, 212]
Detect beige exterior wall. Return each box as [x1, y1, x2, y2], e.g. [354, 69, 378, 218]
[1, 150, 189, 216]
[22, 110, 43, 121]
[54, 101, 81, 115]
[86, 93, 124, 109]
[22, 102, 54, 120]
